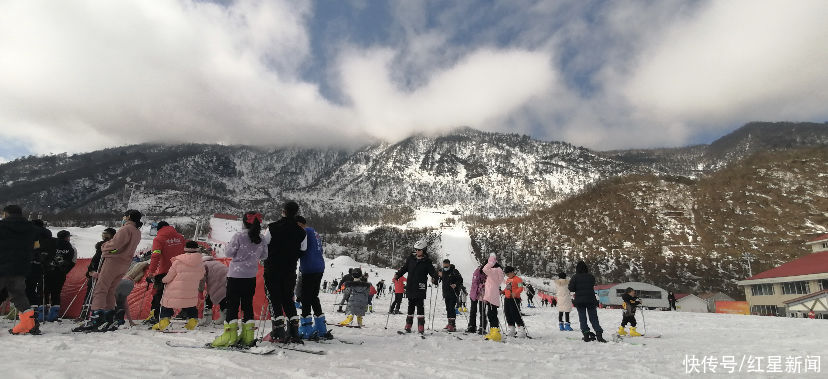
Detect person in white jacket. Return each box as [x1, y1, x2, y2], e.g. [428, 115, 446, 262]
[554, 272, 574, 331]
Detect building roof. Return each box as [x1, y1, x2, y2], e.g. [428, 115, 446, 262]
[782, 289, 828, 305]
[674, 293, 691, 300]
[807, 233, 828, 244]
[594, 283, 618, 290]
[212, 213, 239, 220]
[745, 251, 828, 281]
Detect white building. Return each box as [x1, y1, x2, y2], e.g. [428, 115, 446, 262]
[675, 294, 709, 313]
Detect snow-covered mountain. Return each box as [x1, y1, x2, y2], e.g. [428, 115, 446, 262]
[1, 122, 825, 227]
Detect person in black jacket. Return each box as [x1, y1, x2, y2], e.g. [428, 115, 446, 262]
[336, 269, 355, 313]
[619, 287, 642, 337]
[25, 220, 54, 308]
[393, 241, 438, 334]
[568, 260, 606, 343]
[0, 205, 41, 334]
[667, 291, 677, 311]
[264, 201, 307, 344]
[439, 259, 463, 332]
[42, 230, 76, 321]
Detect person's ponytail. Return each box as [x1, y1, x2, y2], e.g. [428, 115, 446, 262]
[243, 211, 263, 244]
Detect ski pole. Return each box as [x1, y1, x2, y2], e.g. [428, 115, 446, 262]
[641, 306, 646, 335]
[76, 260, 104, 321]
[61, 279, 88, 319]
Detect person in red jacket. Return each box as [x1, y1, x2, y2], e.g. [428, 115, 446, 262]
[389, 276, 406, 314]
[144, 221, 185, 324]
[502, 266, 528, 338]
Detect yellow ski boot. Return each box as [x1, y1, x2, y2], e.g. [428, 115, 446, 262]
[629, 327, 642, 337]
[618, 326, 627, 336]
[151, 317, 170, 331]
[484, 327, 502, 342]
[339, 315, 353, 326]
[357, 316, 363, 328]
[185, 318, 199, 330]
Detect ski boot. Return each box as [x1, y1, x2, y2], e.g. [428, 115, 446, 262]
[356, 316, 363, 328]
[240, 321, 256, 347]
[595, 332, 608, 343]
[564, 322, 574, 331]
[214, 309, 226, 325]
[417, 316, 426, 334]
[288, 317, 303, 344]
[465, 324, 477, 333]
[269, 318, 289, 344]
[142, 309, 158, 325]
[184, 318, 199, 330]
[10, 307, 41, 335]
[559, 322, 565, 331]
[582, 331, 596, 342]
[151, 318, 171, 331]
[200, 309, 213, 327]
[339, 315, 354, 326]
[314, 315, 332, 340]
[211, 321, 239, 347]
[298, 316, 314, 339]
[518, 326, 528, 339]
[444, 318, 456, 332]
[484, 327, 502, 342]
[618, 326, 627, 336]
[629, 327, 642, 337]
[507, 325, 517, 338]
[73, 310, 105, 332]
[404, 316, 413, 333]
[35, 305, 46, 322]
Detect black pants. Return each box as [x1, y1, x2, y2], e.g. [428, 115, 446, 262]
[527, 295, 534, 306]
[444, 292, 457, 320]
[468, 299, 479, 327]
[265, 271, 298, 323]
[407, 297, 425, 316]
[486, 303, 499, 328]
[150, 273, 167, 316]
[576, 304, 603, 334]
[161, 306, 197, 319]
[25, 263, 43, 306]
[226, 277, 256, 322]
[204, 294, 227, 311]
[504, 297, 524, 327]
[300, 272, 323, 317]
[0, 276, 31, 311]
[390, 293, 403, 312]
[558, 311, 570, 323]
[44, 271, 67, 306]
[621, 313, 637, 327]
[669, 300, 676, 310]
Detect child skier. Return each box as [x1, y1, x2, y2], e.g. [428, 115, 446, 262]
[482, 254, 504, 341]
[110, 260, 149, 330]
[152, 241, 205, 331]
[393, 241, 439, 334]
[554, 272, 574, 331]
[389, 275, 406, 314]
[212, 212, 267, 347]
[618, 287, 642, 337]
[339, 268, 372, 327]
[466, 263, 487, 334]
[201, 249, 228, 327]
[502, 266, 528, 338]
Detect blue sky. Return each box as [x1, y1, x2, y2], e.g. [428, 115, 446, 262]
[1, 0, 826, 161]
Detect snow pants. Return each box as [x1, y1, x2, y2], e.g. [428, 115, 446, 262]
[150, 273, 167, 317]
[225, 277, 256, 322]
[504, 297, 524, 327]
[390, 293, 403, 312]
[558, 311, 570, 323]
[444, 292, 457, 320]
[621, 312, 637, 327]
[486, 303, 500, 328]
[161, 306, 197, 319]
[44, 270, 67, 306]
[265, 271, 298, 322]
[91, 258, 131, 311]
[576, 304, 603, 334]
[0, 276, 30, 311]
[300, 272, 323, 317]
[25, 263, 43, 306]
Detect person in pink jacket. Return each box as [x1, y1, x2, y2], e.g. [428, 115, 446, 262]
[152, 243, 205, 331]
[481, 253, 504, 342]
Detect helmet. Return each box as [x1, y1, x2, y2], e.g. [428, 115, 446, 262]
[413, 240, 427, 250]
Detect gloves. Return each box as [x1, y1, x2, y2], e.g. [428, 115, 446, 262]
[108, 249, 118, 254]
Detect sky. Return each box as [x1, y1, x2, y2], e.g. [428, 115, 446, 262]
[1, 0, 826, 161]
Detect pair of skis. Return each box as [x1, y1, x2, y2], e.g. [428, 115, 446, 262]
[165, 340, 326, 355]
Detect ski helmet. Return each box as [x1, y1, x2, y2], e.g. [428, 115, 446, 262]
[413, 240, 427, 250]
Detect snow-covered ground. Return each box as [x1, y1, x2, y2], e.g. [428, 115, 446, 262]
[2, 286, 825, 378]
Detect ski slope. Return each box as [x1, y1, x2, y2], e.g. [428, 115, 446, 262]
[433, 225, 479, 287]
[2, 281, 825, 378]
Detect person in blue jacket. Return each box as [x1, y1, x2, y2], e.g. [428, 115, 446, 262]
[296, 216, 329, 340]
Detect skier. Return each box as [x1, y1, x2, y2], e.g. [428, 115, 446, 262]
[618, 287, 642, 337]
[1, 205, 42, 335]
[152, 242, 205, 331]
[568, 261, 607, 343]
[393, 241, 438, 334]
[438, 259, 463, 332]
[144, 221, 185, 324]
[376, 279, 385, 297]
[554, 272, 574, 331]
[330, 279, 338, 294]
[296, 215, 329, 340]
[457, 285, 468, 312]
[25, 220, 54, 315]
[75, 210, 143, 332]
[502, 266, 528, 338]
[212, 212, 267, 347]
[482, 254, 504, 342]
[201, 245, 229, 327]
[336, 269, 355, 312]
[667, 291, 677, 311]
[525, 283, 536, 308]
[466, 263, 487, 334]
[389, 275, 406, 314]
[322, 280, 328, 292]
[338, 268, 371, 328]
[264, 201, 308, 344]
[364, 272, 377, 313]
[110, 260, 149, 330]
[42, 230, 76, 321]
